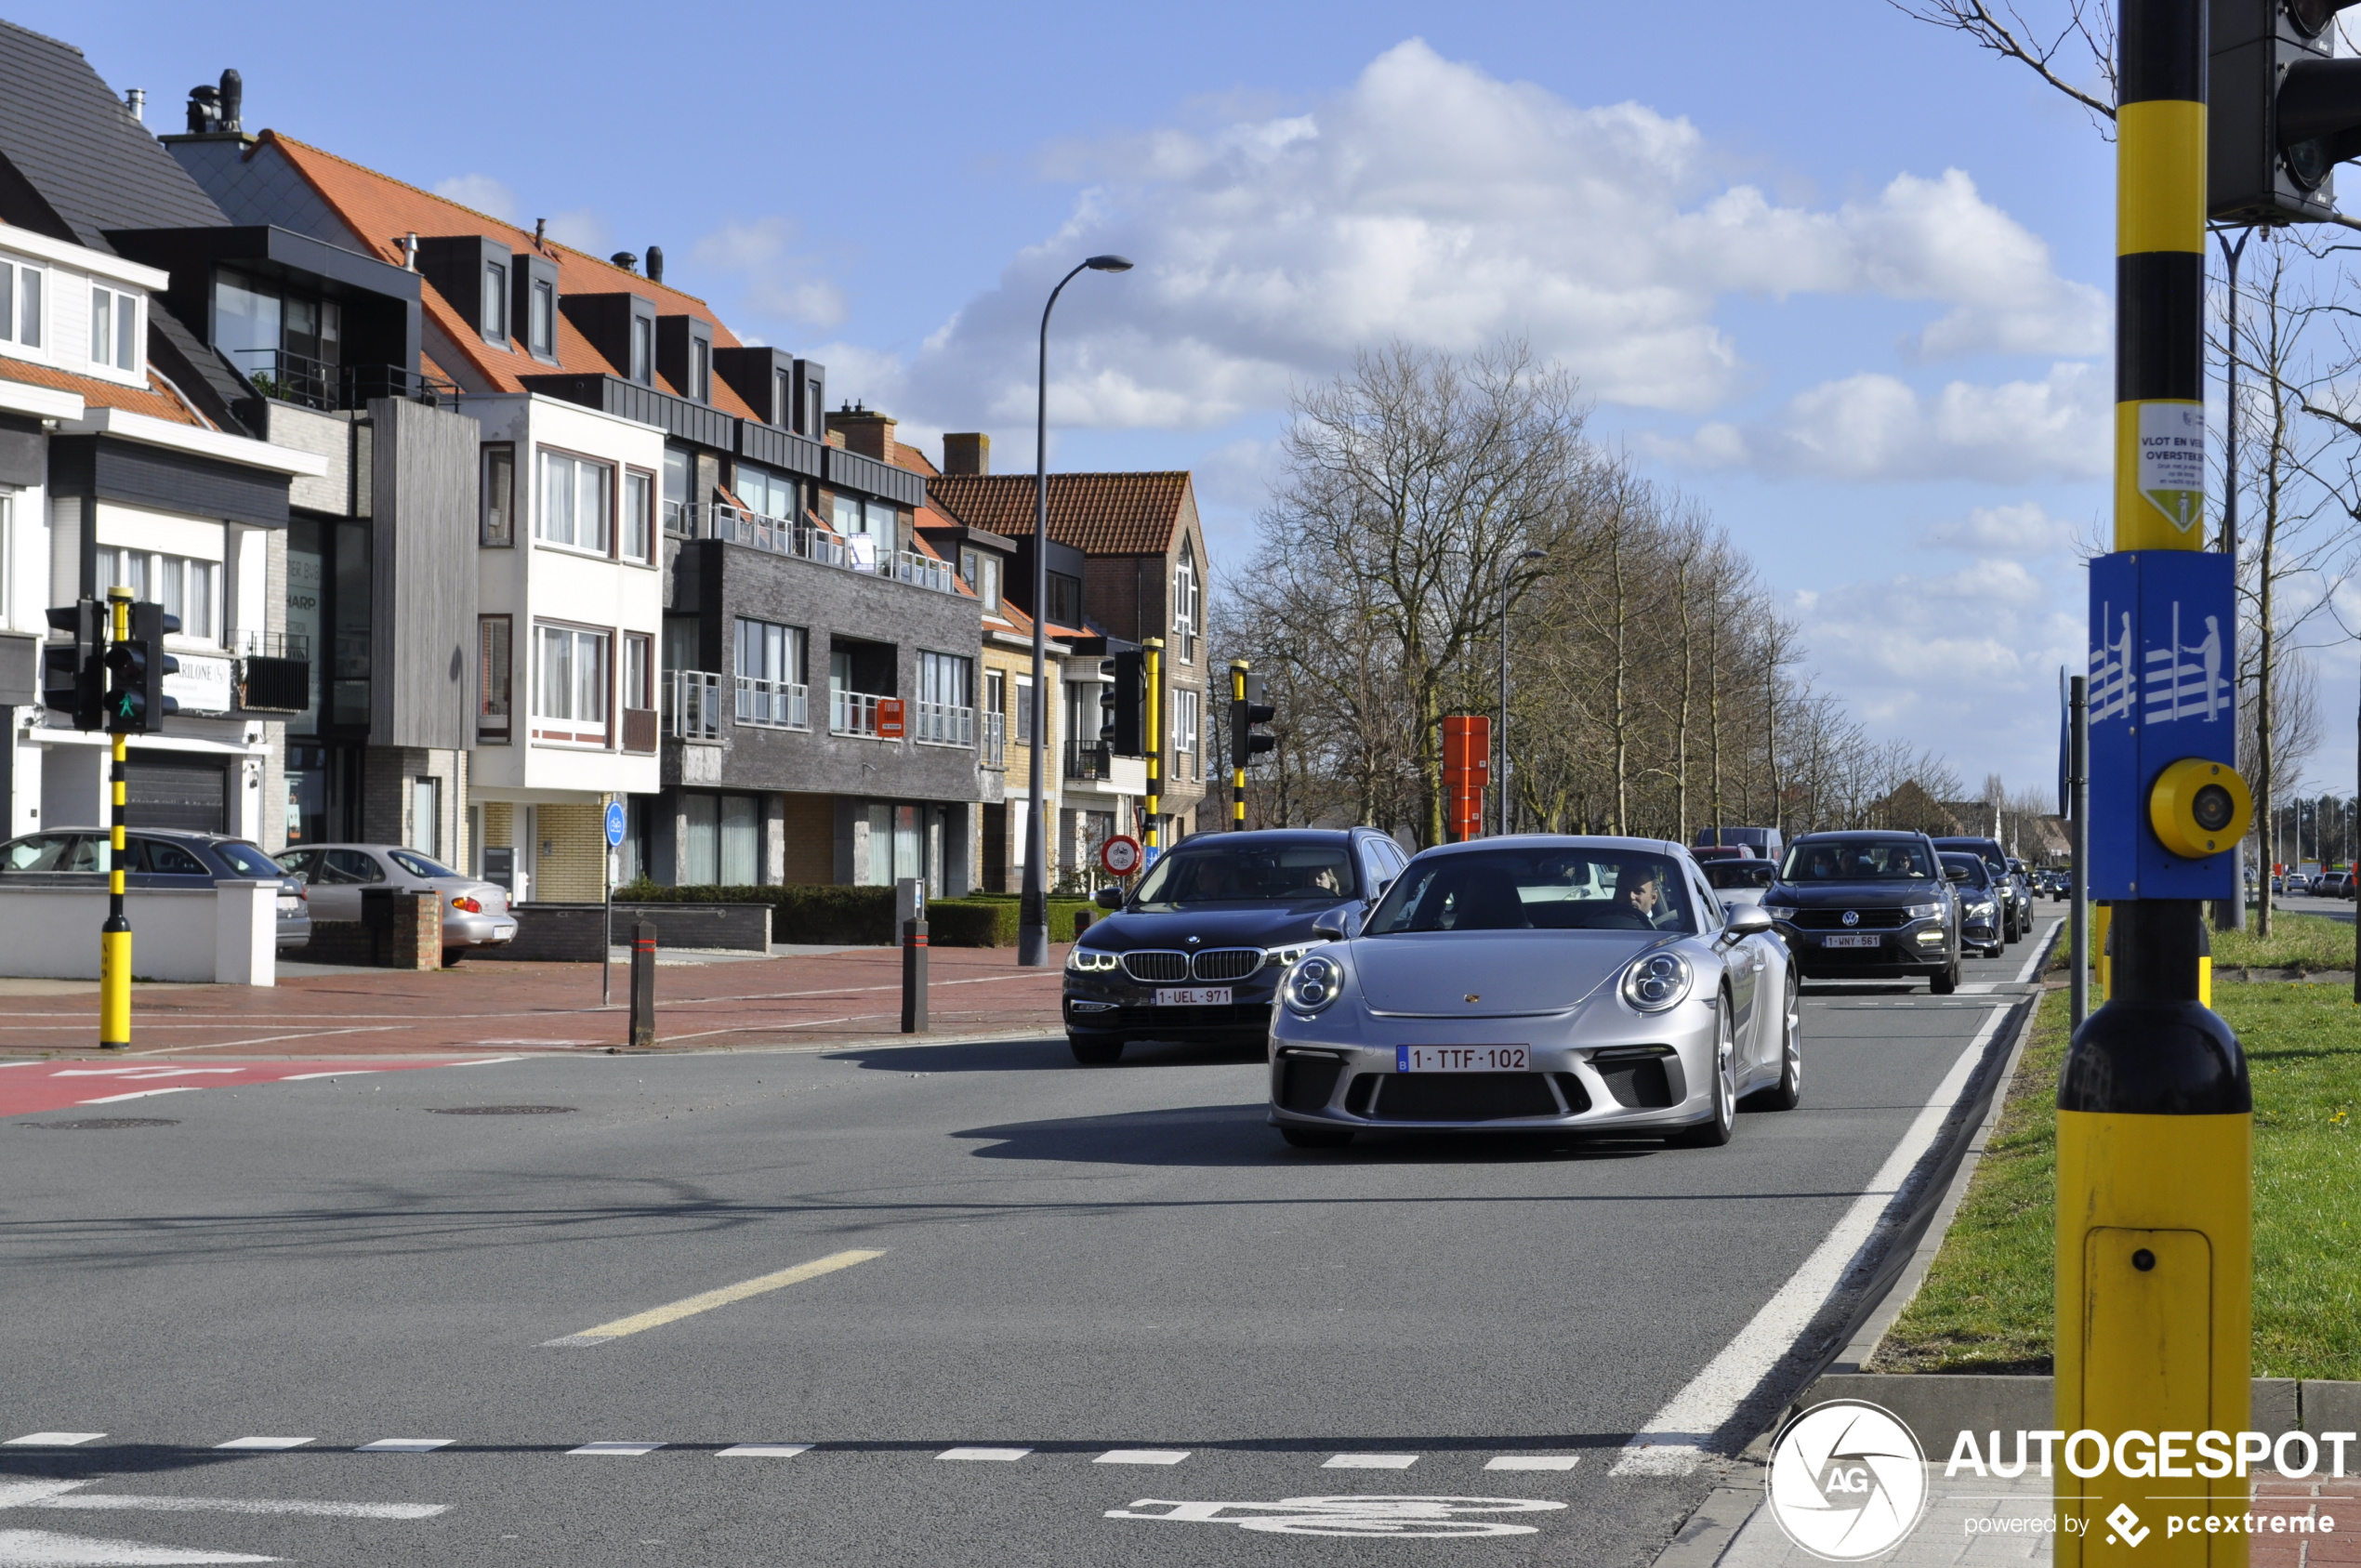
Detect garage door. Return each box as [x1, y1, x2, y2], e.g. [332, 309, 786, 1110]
[125, 754, 229, 834]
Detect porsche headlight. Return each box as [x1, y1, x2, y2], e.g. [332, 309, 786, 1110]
[1905, 903, 1944, 920]
[1284, 954, 1345, 1014]
[1620, 951, 1693, 1013]
[1065, 946, 1121, 974]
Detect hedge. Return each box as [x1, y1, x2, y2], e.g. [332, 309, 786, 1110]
[613, 882, 1095, 946]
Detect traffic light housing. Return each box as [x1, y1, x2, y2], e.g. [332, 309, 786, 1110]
[1229, 668, 1276, 770]
[2210, 0, 2361, 224]
[102, 602, 179, 734]
[41, 600, 104, 731]
[1102, 651, 1145, 755]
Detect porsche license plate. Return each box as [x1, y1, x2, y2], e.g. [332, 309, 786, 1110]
[1822, 933, 1881, 949]
[1154, 986, 1232, 1007]
[1395, 1046, 1530, 1073]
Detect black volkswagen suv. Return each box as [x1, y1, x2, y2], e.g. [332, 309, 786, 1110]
[1761, 829, 1964, 994]
[1063, 827, 1409, 1063]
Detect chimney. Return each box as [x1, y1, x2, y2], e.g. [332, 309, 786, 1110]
[125, 88, 145, 123]
[611, 252, 639, 274]
[646, 246, 665, 283]
[534, 217, 547, 252]
[942, 433, 990, 476]
[402, 232, 418, 270]
[827, 403, 897, 461]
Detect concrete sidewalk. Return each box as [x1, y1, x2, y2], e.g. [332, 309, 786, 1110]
[2, 942, 1071, 1058]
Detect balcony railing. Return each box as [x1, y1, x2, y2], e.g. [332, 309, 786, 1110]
[831, 688, 884, 738]
[912, 700, 974, 748]
[665, 669, 723, 742]
[1066, 739, 1112, 780]
[982, 710, 1007, 769]
[231, 349, 456, 412]
[238, 629, 311, 660]
[734, 676, 809, 731]
[893, 550, 956, 594]
[664, 502, 959, 594]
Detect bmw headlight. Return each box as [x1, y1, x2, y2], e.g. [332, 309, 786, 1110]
[1620, 951, 1693, 1013]
[1264, 941, 1324, 968]
[1065, 946, 1121, 974]
[1905, 903, 1944, 920]
[1284, 954, 1346, 1014]
[1761, 903, 1798, 923]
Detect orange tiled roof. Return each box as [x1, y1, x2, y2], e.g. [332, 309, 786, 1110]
[927, 471, 1192, 556]
[257, 133, 760, 420]
[891, 440, 938, 478]
[0, 357, 204, 426]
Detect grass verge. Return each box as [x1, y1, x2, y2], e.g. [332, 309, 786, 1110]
[1870, 982, 2361, 1379]
[2046, 911, 2355, 974]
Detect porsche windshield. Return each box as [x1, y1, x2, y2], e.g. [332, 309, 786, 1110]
[1365, 847, 1698, 935]
[1781, 838, 1937, 881]
[1128, 843, 1355, 909]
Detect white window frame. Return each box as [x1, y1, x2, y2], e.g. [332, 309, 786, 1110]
[1173, 546, 1199, 665]
[0, 257, 46, 358]
[535, 447, 614, 556]
[532, 621, 612, 746]
[481, 260, 508, 347]
[94, 547, 221, 645]
[1171, 686, 1200, 760]
[91, 284, 138, 372]
[622, 468, 654, 563]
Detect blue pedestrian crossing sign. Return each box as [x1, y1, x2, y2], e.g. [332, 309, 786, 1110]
[604, 800, 627, 849]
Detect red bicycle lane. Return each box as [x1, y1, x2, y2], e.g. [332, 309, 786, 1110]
[0, 1058, 503, 1119]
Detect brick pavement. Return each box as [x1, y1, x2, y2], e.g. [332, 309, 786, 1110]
[0, 944, 1071, 1059]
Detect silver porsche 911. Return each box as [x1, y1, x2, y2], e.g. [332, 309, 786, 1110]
[1267, 836, 1800, 1150]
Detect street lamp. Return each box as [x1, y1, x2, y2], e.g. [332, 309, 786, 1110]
[1497, 548, 1546, 836]
[1021, 253, 1133, 968]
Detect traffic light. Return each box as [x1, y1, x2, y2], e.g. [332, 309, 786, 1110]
[102, 602, 179, 734]
[1229, 668, 1276, 770]
[2210, 0, 2361, 224]
[1102, 650, 1144, 755]
[41, 600, 104, 731]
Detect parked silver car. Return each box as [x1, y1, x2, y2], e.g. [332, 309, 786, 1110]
[1268, 836, 1800, 1150]
[273, 844, 517, 957]
[1, 828, 311, 951]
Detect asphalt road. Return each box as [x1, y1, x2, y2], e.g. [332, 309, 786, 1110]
[0, 919, 2057, 1567]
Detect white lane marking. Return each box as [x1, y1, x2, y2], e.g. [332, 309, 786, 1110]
[1107, 1496, 1564, 1538]
[353, 1440, 449, 1454]
[30, 1496, 444, 1520]
[937, 1447, 1030, 1462]
[1484, 1456, 1581, 1471]
[3, 1435, 102, 1448]
[1096, 1451, 1191, 1466]
[2014, 918, 2063, 983]
[450, 1058, 527, 1067]
[74, 1089, 204, 1105]
[1611, 1004, 2013, 1477]
[566, 1443, 662, 1456]
[716, 1444, 810, 1458]
[0, 1526, 276, 1563]
[1322, 1454, 1419, 1469]
[277, 1073, 384, 1083]
[211, 1440, 310, 1452]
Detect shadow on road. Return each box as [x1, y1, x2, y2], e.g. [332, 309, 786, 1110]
[827, 1036, 1262, 1074]
[954, 1102, 1668, 1168]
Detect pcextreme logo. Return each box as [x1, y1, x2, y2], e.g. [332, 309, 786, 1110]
[1765, 1401, 1930, 1561]
[2106, 1504, 2150, 1548]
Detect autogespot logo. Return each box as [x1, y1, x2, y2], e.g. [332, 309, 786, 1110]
[1766, 1401, 1930, 1561]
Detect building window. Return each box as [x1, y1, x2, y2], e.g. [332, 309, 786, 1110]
[537, 449, 613, 554]
[1173, 544, 1199, 664]
[534, 622, 611, 739]
[1014, 675, 1034, 743]
[735, 462, 797, 522]
[0, 259, 43, 349]
[774, 368, 794, 428]
[959, 547, 1001, 611]
[528, 277, 556, 358]
[985, 669, 1005, 720]
[89, 285, 136, 371]
[622, 468, 653, 562]
[478, 614, 511, 743]
[735, 618, 806, 684]
[1047, 571, 1082, 627]
[625, 632, 653, 711]
[411, 776, 441, 859]
[1171, 687, 1200, 762]
[97, 548, 218, 643]
[481, 444, 515, 547]
[629, 315, 653, 386]
[692, 336, 711, 402]
[481, 260, 508, 345]
[661, 447, 691, 534]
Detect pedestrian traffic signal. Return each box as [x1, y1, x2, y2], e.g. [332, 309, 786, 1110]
[1101, 651, 1144, 755]
[41, 600, 104, 731]
[1229, 666, 1276, 770]
[2210, 0, 2361, 224]
[102, 602, 179, 734]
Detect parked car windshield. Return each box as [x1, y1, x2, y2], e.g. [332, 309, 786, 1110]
[1703, 860, 1774, 890]
[1365, 847, 1698, 935]
[212, 840, 284, 879]
[1128, 843, 1355, 909]
[1782, 838, 1937, 881]
[389, 850, 459, 879]
[1941, 853, 1991, 889]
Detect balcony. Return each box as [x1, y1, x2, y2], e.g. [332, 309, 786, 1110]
[734, 676, 809, 731]
[665, 669, 722, 743]
[231, 349, 455, 413]
[982, 710, 1007, 770]
[665, 503, 960, 595]
[912, 701, 974, 748]
[831, 689, 885, 738]
[1066, 739, 1112, 780]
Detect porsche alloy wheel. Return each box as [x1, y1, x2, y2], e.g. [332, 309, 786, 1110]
[1675, 1001, 1738, 1148]
[1755, 976, 1801, 1112]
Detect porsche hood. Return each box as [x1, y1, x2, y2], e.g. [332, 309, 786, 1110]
[1349, 930, 1668, 1017]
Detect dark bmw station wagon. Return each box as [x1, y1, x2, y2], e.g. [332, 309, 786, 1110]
[1062, 827, 1408, 1063]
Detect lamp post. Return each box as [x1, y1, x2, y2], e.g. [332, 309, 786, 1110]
[1021, 253, 1133, 968]
[1497, 548, 1546, 836]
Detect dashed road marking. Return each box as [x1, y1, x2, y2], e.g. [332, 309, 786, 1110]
[939, 1447, 1031, 1462]
[354, 1440, 450, 1454]
[566, 1443, 663, 1456]
[213, 1438, 310, 1451]
[542, 1248, 885, 1347]
[1484, 1456, 1581, 1470]
[716, 1444, 811, 1458]
[3, 1434, 102, 1447]
[1323, 1454, 1419, 1469]
[1096, 1450, 1191, 1465]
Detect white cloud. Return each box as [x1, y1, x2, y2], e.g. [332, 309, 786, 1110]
[434, 174, 518, 223]
[691, 217, 847, 330]
[545, 208, 610, 256]
[1919, 502, 2077, 557]
[885, 38, 2102, 437]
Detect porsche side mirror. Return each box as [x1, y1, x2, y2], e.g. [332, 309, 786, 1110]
[1311, 911, 1349, 942]
[1094, 887, 1124, 910]
[1722, 903, 1774, 938]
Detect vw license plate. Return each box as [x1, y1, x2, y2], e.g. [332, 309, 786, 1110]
[1395, 1046, 1530, 1073]
[1154, 986, 1232, 1007]
[1822, 933, 1881, 949]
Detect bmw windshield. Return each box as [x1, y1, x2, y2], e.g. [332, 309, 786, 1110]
[1128, 844, 1355, 910]
[1366, 847, 1699, 935]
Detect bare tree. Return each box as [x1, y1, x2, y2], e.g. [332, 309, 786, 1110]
[1888, 0, 2117, 132]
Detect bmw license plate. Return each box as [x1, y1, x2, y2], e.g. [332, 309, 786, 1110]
[1822, 933, 1880, 948]
[1395, 1046, 1530, 1073]
[1154, 986, 1232, 1007]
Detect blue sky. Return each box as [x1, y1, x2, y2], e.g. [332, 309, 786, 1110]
[46, 0, 2342, 804]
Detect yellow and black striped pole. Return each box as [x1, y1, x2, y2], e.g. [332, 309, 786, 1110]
[1230, 659, 1248, 829]
[1143, 638, 1163, 861]
[99, 586, 132, 1049]
[2056, 2, 2251, 1560]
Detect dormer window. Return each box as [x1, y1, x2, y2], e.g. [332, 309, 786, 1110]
[775, 368, 794, 428]
[481, 261, 508, 347]
[0, 259, 41, 349]
[629, 316, 653, 385]
[692, 336, 711, 402]
[528, 277, 555, 358]
[89, 285, 137, 372]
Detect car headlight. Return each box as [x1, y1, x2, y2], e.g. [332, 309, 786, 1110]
[1967, 900, 1995, 917]
[1620, 951, 1693, 1013]
[1283, 954, 1346, 1014]
[1905, 903, 1944, 920]
[1064, 947, 1121, 974]
[1761, 903, 1798, 922]
[1264, 941, 1324, 968]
